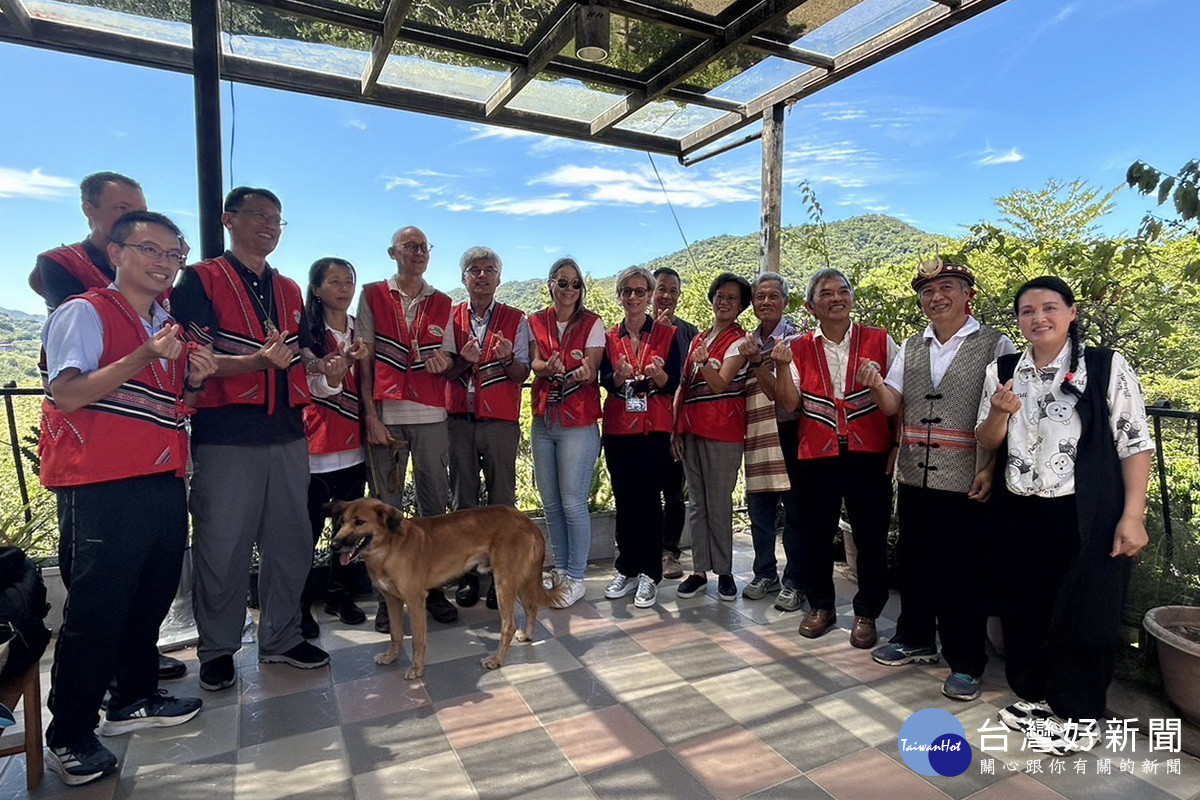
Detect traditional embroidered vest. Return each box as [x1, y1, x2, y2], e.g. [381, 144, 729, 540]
[304, 328, 362, 455]
[364, 281, 452, 408]
[529, 308, 602, 427]
[897, 324, 1003, 492]
[601, 319, 676, 435]
[446, 302, 524, 422]
[29, 243, 110, 301]
[39, 289, 190, 487]
[792, 324, 892, 459]
[187, 257, 309, 412]
[677, 324, 748, 443]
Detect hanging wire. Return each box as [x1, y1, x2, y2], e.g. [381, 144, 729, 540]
[646, 152, 700, 273]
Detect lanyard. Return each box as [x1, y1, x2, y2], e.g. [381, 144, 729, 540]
[391, 288, 430, 364]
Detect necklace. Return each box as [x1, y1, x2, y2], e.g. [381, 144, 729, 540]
[238, 267, 278, 336]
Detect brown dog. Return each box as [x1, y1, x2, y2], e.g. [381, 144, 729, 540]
[331, 499, 565, 680]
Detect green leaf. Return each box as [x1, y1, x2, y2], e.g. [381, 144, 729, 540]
[1158, 177, 1176, 206]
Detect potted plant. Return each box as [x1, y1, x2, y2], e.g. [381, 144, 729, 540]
[1143, 606, 1200, 726]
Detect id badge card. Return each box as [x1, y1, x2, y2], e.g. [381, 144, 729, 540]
[547, 378, 565, 405]
[625, 393, 648, 413]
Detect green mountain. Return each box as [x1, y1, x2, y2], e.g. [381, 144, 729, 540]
[0, 307, 44, 386]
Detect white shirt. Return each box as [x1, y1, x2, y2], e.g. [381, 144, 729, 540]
[308, 320, 366, 474]
[800, 322, 899, 400]
[975, 343, 1154, 498]
[461, 300, 532, 412]
[886, 317, 1016, 394]
[44, 292, 172, 381]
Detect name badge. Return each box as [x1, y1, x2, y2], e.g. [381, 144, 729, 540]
[625, 394, 648, 413]
[547, 377, 565, 405]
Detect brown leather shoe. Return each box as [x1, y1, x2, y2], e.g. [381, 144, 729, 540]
[797, 608, 836, 639]
[850, 616, 877, 649]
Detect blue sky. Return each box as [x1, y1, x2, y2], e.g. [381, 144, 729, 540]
[1, 0, 1195, 315]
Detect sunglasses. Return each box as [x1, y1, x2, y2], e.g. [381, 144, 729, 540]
[619, 287, 649, 298]
[554, 278, 584, 290]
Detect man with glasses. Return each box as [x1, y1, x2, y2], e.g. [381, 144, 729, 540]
[442, 247, 531, 607]
[357, 226, 458, 629]
[39, 211, 211, 784]
[650, 267, 699, 580]
[29, 171, 190, 683]
[172, 187, 332, 692]
[858, 258, 1014, 701]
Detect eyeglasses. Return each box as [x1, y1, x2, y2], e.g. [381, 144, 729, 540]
[232, 209, 287, 228]
[618, 287, 648, 298]
[465, 266, 498, 277]
[400, 242, 432, 254]
[116, 242, 187, 265]
[554, 278, 584, 290]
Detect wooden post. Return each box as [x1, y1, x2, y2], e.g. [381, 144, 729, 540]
[192, 0, 224, 259]
[759, 103, 784, 275]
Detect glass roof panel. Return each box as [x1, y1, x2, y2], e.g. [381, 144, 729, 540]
[508, 76, 627, 123]
[614, 100, 728, 138]
[706, 50, 814, 104]
[379, 42, 512, 101]
[409, 0, 560, 46]
[792, 0, 935, 56]
[222, 2, 371, 79]
[558, 13, 706, 79]
[760, 0, 858, 41]
[29, 0, 191, 45]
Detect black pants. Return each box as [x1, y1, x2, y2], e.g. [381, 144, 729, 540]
[795, 447, 892, 617]
[605, 432, 672, 581]
[305, 462, 368, 604]
[999, 493, 1116, 722]
[660, 454, 686, 558]
[894, 484, 988, 676]
[48, 473, 187, 747]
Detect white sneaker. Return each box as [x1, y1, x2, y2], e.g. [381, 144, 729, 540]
[552, 576, 586, 608]
[634, 574, 657, 608]
[604, 572, 638, 599]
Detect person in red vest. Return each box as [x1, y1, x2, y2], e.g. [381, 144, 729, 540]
[529, 258, 605, 608]
[30, 172, 147, 312]
[442, 246, 531, 608]
[171, 187, 334, 692]
[673, 272, 752, 602]
[356, 226, 458, 629]
[772, 268, 898, 649]
[599, 266, 682, 609]
[30, 170, 188, 683]
[300, 257, 370, 636]
[39, 210, 214, 785]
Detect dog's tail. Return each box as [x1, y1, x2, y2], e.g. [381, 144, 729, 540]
[528, 573, 569, 609]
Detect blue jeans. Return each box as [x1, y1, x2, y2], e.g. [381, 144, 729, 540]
[532, 418, 601, 580]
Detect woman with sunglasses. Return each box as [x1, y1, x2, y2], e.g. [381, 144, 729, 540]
[976, 276, 1153, 757]
[528, 258, 606, 608]
[598, 267, 683, 609]
[674, 272, 753, 601]
[300, 258, 370, 637]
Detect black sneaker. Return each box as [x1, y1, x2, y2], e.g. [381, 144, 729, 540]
[100, 689, 202, 736]
[456, 574, 480, 607]
[676, 574, 708, 599]
[374, 600, 390, 633]
[485, 582, 498, 610]
[157, 653, 187, 680]
[717, 574, 737, 601]
[259, 640, 330, 669]
[324, 599, 367, 625]
[300, 604, 320, 639]
[48, 734, 118, 786]
[198, 654, 235, 691]
[427, 590, 459, 624]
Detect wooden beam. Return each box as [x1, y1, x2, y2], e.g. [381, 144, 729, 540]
[0, 0, 32, 37]
[484, 4, 575, 117]
[589, 93, 645, 136]
[361, 0, 413, 96]
[759, 103, 784, 275]
[679, 0, 1010, 154]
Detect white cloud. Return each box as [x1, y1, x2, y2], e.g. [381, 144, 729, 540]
[976, 147, 1024, 166]
[531, 163, 758, 208]
[412, 169, 459, 178]
[464, 125, 547, 142]
[480, 196, 595, 216]
[382, 175, 420, 190]
[1036, 3, 1079, 35]
[347, 119, 367, 131]
[543, 244, 563, 254]
[0, 167, 75, 200]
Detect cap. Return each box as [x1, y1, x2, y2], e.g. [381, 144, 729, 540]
[911, 257, 975, 292]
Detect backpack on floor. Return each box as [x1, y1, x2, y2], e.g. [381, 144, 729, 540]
[0, 546, 52, 682]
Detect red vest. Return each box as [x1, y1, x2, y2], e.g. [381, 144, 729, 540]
[39, 289, 190, 487]
[188, 257, 310, 412]
[529, 308, 602, 427]
[303, 328, 362, 455]
[446, 301, 524, 422]
[601, 319, 676, 435]
[791, 324, 892, 459]
[677, 324, 748, 443]
[30, 243, 109, 301]
[364, 281, 452, 408]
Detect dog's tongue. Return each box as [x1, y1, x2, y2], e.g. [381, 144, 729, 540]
[340, 551, 354, 567]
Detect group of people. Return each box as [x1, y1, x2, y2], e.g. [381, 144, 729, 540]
[31, 171, 1155, 785]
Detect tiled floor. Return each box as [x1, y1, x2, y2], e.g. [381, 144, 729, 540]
[3, 532, 1199, 800]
